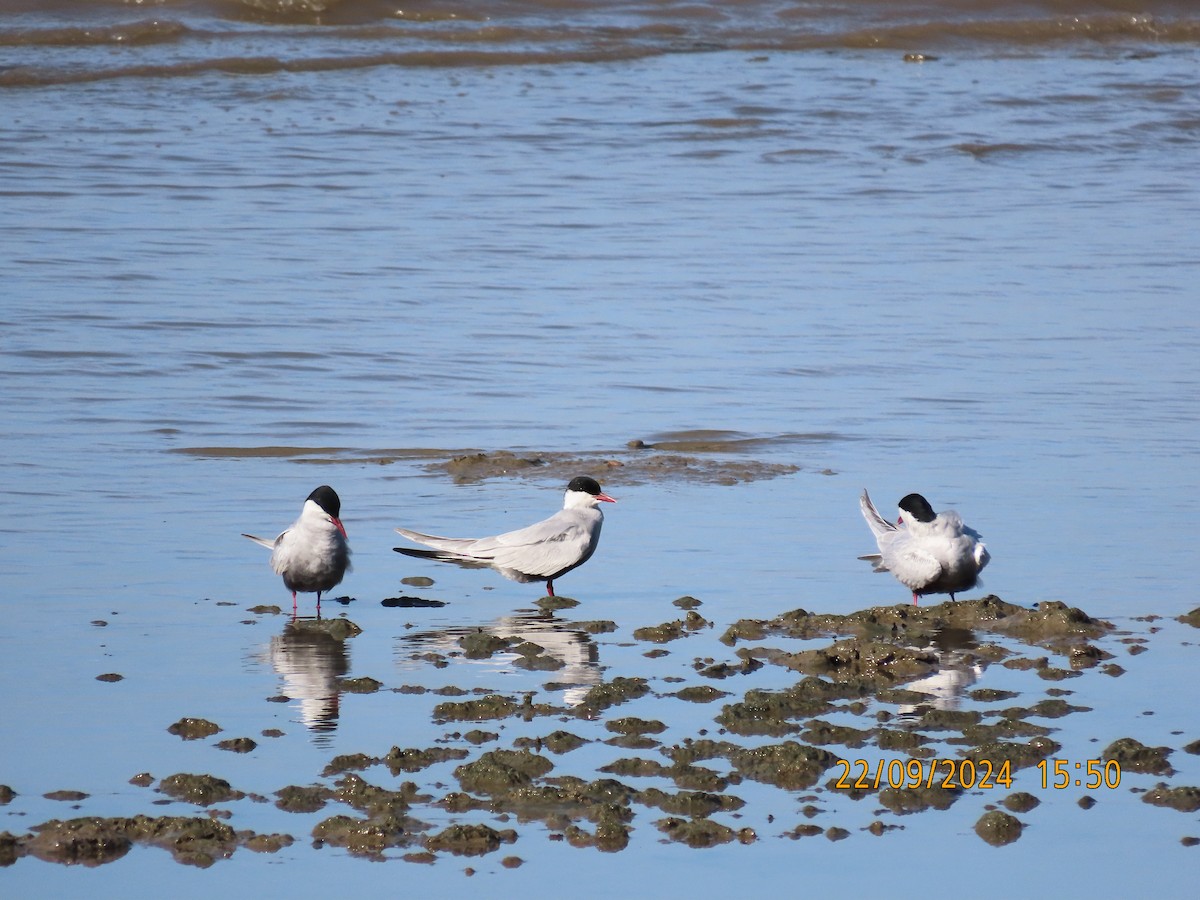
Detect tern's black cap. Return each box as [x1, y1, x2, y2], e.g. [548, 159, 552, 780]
[307, 485, 341, 518]
[898, 493, 936, 523]
[566, 476, 604, 496]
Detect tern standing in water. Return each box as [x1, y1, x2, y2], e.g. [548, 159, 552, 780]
[394, 476, 615, 596]
[243, 485, 351, 614]
[859, 490, 989, 605]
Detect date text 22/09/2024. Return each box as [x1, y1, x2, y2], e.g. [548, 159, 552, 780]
[831, 758, 1122, 792]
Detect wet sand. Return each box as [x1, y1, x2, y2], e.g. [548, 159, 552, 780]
[175, 435, 818, 486]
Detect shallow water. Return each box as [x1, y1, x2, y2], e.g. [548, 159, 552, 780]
[2, 0, 1199, 895]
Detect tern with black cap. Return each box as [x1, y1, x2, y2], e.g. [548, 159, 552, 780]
[859, 489, 989, 605]
[395, 476, 615, 596]
[243, 485, 351, 613]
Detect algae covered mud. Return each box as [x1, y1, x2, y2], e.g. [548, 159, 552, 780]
[3, 591, 1199, 891]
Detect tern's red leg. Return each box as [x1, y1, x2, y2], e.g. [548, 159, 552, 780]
[912, 592, 919, 606]
[546, 581, 555, 597]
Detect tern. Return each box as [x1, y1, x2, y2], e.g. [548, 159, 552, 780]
[859, 490, 989, 605]
[243, 485, 351, 613]
[394, 475, 615, 596]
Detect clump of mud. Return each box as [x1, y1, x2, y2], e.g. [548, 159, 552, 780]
[633, 611, 710, 644]
[276, 785, 333, 814]
[877, 784, 964, 814]
[425, 823, 517, 856]
[974, 810, 1023, 845]
[459, 631, 516, 658]
[433, 694, 519, 723]
[1003, 792, 1040, 813]
[715, 598, 1113, 726]
[158, 774, 243, 806]
[216, 738, 257, 753]
[1104, 737, 1175, 776]
[8, 815, 291, 867]
[560, 813, 633, 852]
[0, 832, 19, 867]
[656, 816, 739, 848]
[454, 750, 554, 794]
[312, 815, 422, 858]
[786, 824, 824, 839]
[176, 431, 824, 485]
[1177, 607, 1200, 628]
[243, 833, 294, 854]
[1141, 784, 1200, 813]
[723, 597, 1111, 652]
[167, 718, 221, 741]
[576, 677, 651, 716]
[727, 741, 840, 790]
[413, 441, 803, 486]
[513, 731, 589, 754]
[716, 677, 867, 737]
[747, 639, 940, 682]
[605, 718, 666, 737]
[324, 753, 376, 776]
[339, 677, 383, 694]
[44, 790, 89, 802]
[639, 787, 745, 818]
[964, 737, 1061, 771]
[512, 641, 565, 671]
[674, 685, 729, 703]
[384, 746, 470, 775]
[600, 752, 729, 793]
[441, 773, 639, 853]
[310, 775, 430, 859]
[291, 617, 363, 641]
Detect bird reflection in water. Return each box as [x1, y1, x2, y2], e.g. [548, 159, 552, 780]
[398, 612, 602, 707]
[894, 627, 986, 725]
[263, 618, 352, 744]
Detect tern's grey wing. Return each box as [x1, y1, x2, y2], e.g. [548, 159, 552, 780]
[394, 519, 562, 561]
[394, 545, 493, 570]
[858, 553, 889, 573]
[859, 490, 897, 543]
[396, 508, 600, 580]
[394, 528, 487, 557]
[488, 516, 595, 580]
[883, 540, 944, 589]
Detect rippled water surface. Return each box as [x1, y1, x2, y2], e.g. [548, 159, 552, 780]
[2, 0, 1199, 895]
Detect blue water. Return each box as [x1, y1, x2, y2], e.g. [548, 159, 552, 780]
[2, 39, 1199, 899]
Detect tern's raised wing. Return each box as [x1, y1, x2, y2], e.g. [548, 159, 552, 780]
[859, 490, 897, 541]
